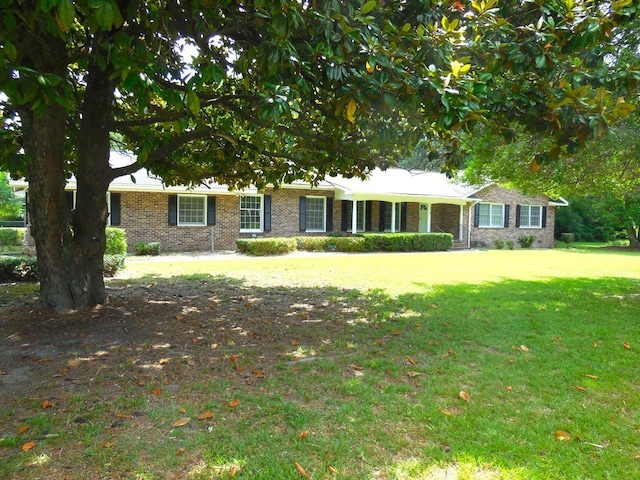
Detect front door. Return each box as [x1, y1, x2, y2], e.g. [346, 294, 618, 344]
[419, 203, 430, 233]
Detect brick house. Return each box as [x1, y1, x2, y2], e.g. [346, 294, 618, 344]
[15, 152, 567, 252]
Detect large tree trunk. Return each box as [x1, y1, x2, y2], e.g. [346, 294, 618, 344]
[627, 225, 639, 248]
[20, 38, 114, 311]
[66, 65, 115, 308]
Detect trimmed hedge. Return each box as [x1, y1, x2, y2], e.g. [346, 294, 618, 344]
[237, 233, 452, 256]
[236, 238, 297, 256]
[134, 241, 161, 256]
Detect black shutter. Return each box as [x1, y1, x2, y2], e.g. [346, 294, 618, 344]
[326, 198, 333, 232]
[299, 196, 306, 232]
[264, 195, 271, 231]
[541, 206, 547, 228]
[341, 200, 349, 231]
[379, 202, 387, 231]
[110, 193, 121, 226]
[66, 191, 74, 221]
[207, 196, 216, 225]
[515, 205, 521, 228]
[168, 195, 178, 225]
[401, 202, 408, 231]
[504, 204, 510, 228]
[365, 200, 372, 232]
[473, 204, 480, 227]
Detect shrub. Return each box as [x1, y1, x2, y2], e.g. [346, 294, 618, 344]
[296, 236, 327, 252]
[104, 254, 125, 277]
[560, 232, 575, 246]
[506, 239, 515, 250]
[105, 227, 127, 254]
[517, 235, 536, 248]
[331, 236, 366, 252]
[134, 242, 161, 256]
[0, 228, 24, 250]
[236, 238, 297, 256]
[0, 256, 38, 282]
[363, 233, 452, 252]
[493, 239, 504, 249]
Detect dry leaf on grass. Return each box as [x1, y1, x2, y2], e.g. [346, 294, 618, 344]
[406, 356, 417, 366]
[328, 465, 338, 474]
[228, 399, 240, 407]
[299, 430, 308, 440]
[172, 418, 191, 427]
[22, 442, 36, 451]
[554, 431, 571, 441]
[294, 462, 308, 477]
[459, 391, 471, 402]
[198, 411, 214, 420]
[152, 388, 161, 395]
[41, 400, 53, 409]
[18, 426, 29, 434]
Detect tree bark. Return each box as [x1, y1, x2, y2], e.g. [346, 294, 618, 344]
[627, 225, 639, 248]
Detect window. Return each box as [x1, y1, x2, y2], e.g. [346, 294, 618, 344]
[344, 201, 366, 232]
[178, 195, 206, 226]
[478, 203, 504, 228]
[518, 205, 542, 228]
[240, 195, 263, 232]
[383, 202, 402, 231]
[305, 196, 326, 232]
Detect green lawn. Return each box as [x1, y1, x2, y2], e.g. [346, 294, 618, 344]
[2, 249, 640, 479]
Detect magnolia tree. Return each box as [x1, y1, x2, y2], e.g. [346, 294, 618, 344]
[0, 0, 638, 311]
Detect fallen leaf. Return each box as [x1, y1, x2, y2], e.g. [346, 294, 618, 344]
[350, 364, 363, 371]
[585, 374, 599, 379]
[228, 399, 240, 407]
[407, 371, 422, 378]
[231, 355, 239, 362]
[554, 431, 571, 441]
[176, 448, 185, 456]
[552, 337, 561, 341]
[574, 385, 587, 392]
[230, 465, 237, 477]
[178, 408, 186, 414]
[159, 358, 171, 365]
[38, 357, 54, 363]
[328, 465, 338, 474]
[104, 442, 117, 448]
[294, 461, 308, 477]
[172, 417, 191, 427]
[506, 386, 513, 392]
[116, 414, 132, 419]
[459, 391, 471, 402]
[22, 441, 36, 451]
[392, 330, 400, 335]
[299, 430, 308, 440]
[407, 356, 417, 366]
[198, 411, 214, 420]
[624, 342, 631, 349]
[152, 388, 161, 395]
[18, 426, 29, 434]
[41, 400, 53, 409]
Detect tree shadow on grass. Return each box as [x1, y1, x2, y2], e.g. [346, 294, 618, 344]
[0, 274, 639, 479]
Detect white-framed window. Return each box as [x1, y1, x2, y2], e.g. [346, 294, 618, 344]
[306, 196, 326, 232]
[519, 205, 542, 228]
[478, 203, 504, 228]
[345, 200, 366, 232]
[383, 202, 402, 231]
[178, 195, 206, 226]
[240, 195, 263, 232]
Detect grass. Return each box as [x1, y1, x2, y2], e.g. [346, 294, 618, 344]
[2, 248, 640, 479]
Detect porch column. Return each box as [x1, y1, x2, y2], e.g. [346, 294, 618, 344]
[458, 205, 464, 241]
[390, 201, 396, 233]
[351, 200, 358, 233]
[427, 204, 432, 233]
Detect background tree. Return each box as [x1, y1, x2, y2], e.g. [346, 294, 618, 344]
[0, 0, 638, 311]
[0, 173, 21, 219]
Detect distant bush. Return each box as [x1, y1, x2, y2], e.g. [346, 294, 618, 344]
[104, 254, 125, 277]
[506, 239, 515, 250]
[105, 227, 127, 255]
[134, 241, 161, 256]
[0, 256, 38, 282]
[236, 238, 297, 256]
[560, 232, 575, 245]
[517, 235, 536, 248]
[295, 236, 327, 252]
[493, 239, 504, 249]
[0, 228, 24, 250]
